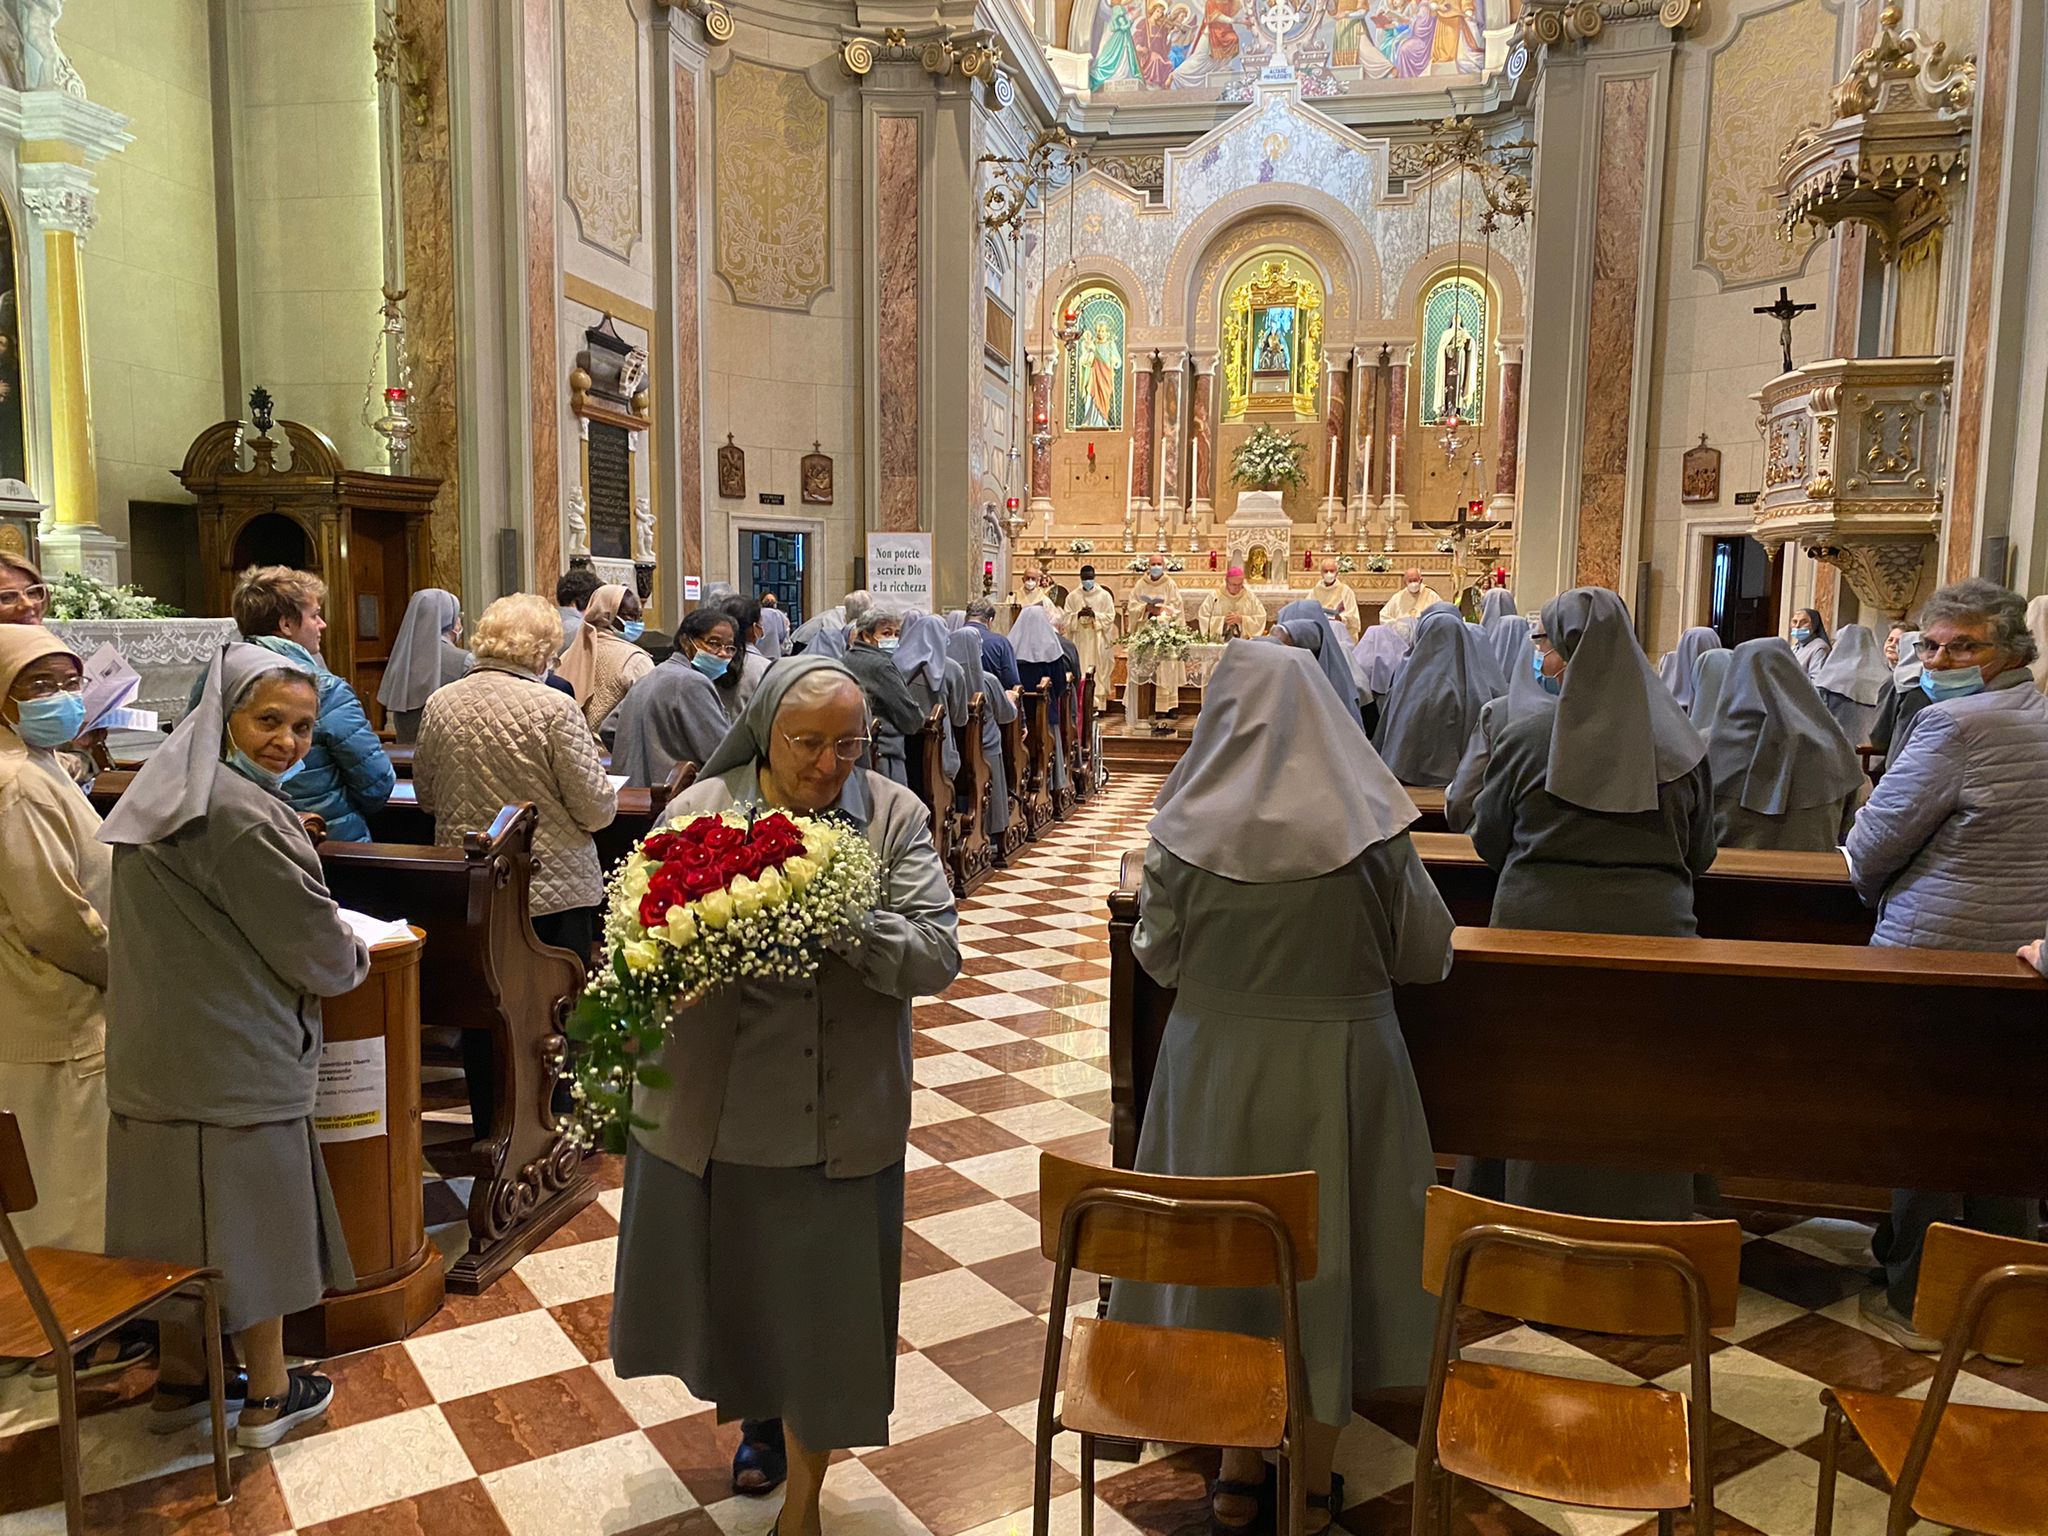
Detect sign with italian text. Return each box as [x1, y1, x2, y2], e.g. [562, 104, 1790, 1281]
[866, 532, 933, 611]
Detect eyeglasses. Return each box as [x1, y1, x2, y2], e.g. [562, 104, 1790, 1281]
[13, 673, 81, 701]
[1915, 637, 1994, 661]
[0, 583, 48, 610]
[780, 730, 872, 763]
[695, 639, 738, 657]
[1529, 630, 1554, 653]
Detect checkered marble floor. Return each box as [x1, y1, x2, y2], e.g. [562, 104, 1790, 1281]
[2, 771, 2035, 1534]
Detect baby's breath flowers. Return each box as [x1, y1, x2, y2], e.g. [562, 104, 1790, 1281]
[562, 808, 880, 1152]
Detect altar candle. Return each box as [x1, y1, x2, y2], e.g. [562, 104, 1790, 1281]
[1192, 435, 1201, 501]
[1362, 433, 1372, 497]
[1390, 435, 1400, 498]
[1124, 442, 1134, 512]
[1326, 442, 1337, 502]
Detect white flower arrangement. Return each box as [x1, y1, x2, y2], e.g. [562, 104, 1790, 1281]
[563, 809, 881, 1152]
[1336, 555, 1357, 574]
[1127, 615, 1195, 663]
[1366, 554, 1391, 573]
[45, 570, 182, 620]
[1435, 537, 1456, 554]
[1068, 539, 1094, 554]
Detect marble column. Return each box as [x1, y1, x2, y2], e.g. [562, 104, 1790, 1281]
[654, 14, 711, 620]
[1345, 347, 1368, 532]
[20, 104, 129, 579]
[1320, 357, 1347, 545]
[1386, 344, 1412, 523]
[1131, 354, 1157, 517]
[1156, 348, 1187, 539]
[1027, 352, 1055, 518]
[520, 0, 561, 592]
[1188, 353, 1215, 523]
[873, 114, 921, 533]
[1491, 341, 1523, 517]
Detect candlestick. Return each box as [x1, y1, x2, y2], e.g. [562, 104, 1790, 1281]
[1326, 442, 1336, 502]
[1124, 440, 1134, 515]
[1390, 435, 1400, 505]
[1191, 435, 1202, 504]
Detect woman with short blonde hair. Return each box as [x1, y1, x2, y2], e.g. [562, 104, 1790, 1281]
[470, 591, 563, 673]
[0, 550, 48, 624]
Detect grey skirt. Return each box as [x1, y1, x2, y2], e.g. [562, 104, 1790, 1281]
[1109, 995, 1438, 1424]
[104, 1114, 355, 1332]
[610, 1146, 905, 1450]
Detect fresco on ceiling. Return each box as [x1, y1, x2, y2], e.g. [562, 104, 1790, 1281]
[1076, 0, 1512, 100]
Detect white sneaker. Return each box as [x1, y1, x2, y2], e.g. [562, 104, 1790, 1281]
[1860, 1289, 1940, 1353]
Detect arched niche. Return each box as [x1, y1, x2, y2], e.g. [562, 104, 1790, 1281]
[1403, 262, 1511, 523]
[231, 510, 316, 572]
[1046, 276, 1137, 530]
[1165, 190, 1381, 345]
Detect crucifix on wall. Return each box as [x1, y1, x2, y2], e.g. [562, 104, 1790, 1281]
[1754, 285, 1817, 376]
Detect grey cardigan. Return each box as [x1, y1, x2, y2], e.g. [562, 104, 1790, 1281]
[631, 763, 961, 1180]
[105, 764, 371, 1126]
[1845, 671, 2048, 952]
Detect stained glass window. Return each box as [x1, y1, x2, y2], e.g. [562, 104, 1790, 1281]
[1063, 287, 1126, 432]
[1420, 276, 1486, 426]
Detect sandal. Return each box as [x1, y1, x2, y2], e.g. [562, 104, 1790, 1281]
[732, 1417, 787, 1496]
[1303, 1474, 1345, 1535]
[32, 1329, 155, 1391]
[147, 1367, 250, 1434]
[235, 1371, 334, 1449]
[1210, 1465, 1275, 1533]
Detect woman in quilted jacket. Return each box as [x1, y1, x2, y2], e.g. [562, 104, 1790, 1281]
[414, 593, 617, 1133]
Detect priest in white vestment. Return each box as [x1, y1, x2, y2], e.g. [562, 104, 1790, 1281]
[1124, 560, 1185, 732]
[1063, 565, 1118, 707]
[1310, 558, 1364, 640]
[1378, 567, 1446, 625]
[1198, 567, 1269, 640]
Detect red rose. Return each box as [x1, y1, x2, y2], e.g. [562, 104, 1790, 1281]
[639, 891, 674, 928]
[702, 824, 744, 853]
[713, 850, 749, 881]
[641, 831, 685, 862]
[682, 865, 724, 897]
[675, 815, 721, 845]
[667, 844, 714, 872]
[754, 813, 798, 843]
[647, 869, 686, 905]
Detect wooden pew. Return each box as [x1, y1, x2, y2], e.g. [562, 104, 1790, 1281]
[1404, 785, 1449, 833]
[1410, 831, 1874, 945]
[360, 759, 690, 870]
[949, 695, 996, 895]
[1107, 852, 2048, 1198]
[1067, 676, 1096, 805]
[1014, 687, 1057, 837]
[996, 715, 1032, 862]
[1047, 684, 1077, 821]
[905, 702, 956, 888]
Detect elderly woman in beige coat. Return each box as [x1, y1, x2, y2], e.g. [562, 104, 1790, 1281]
[611, 656, 960, 1536]
[415, 594, 618, 1134]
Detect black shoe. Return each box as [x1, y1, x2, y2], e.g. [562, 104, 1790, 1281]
[236, 1371, 335, 1449]
[732, 1417, 787, 1495]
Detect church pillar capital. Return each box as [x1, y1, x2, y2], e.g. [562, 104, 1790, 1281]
[1157, 346, 1190, 372]
[1389, 341, 1416, 368]
[1190, 350, 1218, 377]
[1495, 339, 1526, 368]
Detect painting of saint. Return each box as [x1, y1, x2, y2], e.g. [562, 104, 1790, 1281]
[1252, 307, 1294, 375]
[1134, 0, 1192, 85]
[1389, 0, 1482, 77]
[1066, 291, 1127, 431]
[1089, 0, 1143, 87]
[1170, 0, 1243, 83]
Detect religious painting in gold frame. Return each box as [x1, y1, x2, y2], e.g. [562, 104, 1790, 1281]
[1222, 257, 1321, 421]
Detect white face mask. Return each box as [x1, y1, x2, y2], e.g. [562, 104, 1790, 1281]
[1148, 566, 1164, 580]
[1023, 580, 1037, 591]
[1320, 572, 1337, 585]
[1406, 580, 1422, 595]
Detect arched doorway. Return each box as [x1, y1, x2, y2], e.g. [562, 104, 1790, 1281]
[231, 512, 314, 574]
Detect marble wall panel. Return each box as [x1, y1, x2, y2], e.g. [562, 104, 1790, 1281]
[562, 0, 644, 261]
[400, 0, 462, 596]
[714, 60, 829, 312]
[1131, 362, 1155, 503]
[1574, 75, 1652, 593]
[524, 0, 560, 589]
[674, 63, 704, 587]
[1945, 0, 2010, 581]
[875, 115, 920, 533]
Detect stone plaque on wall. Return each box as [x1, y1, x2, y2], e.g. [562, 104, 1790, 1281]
[1682, 433, 1721, 504]
[587, 422, 633, 560]
[563, 0, 644, 260]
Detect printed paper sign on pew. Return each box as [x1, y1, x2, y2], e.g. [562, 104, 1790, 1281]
[79, 643, 160, 733]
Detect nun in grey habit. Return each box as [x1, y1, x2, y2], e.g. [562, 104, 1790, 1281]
[1374, 604, 1507, 786]
[1657, 626, 1725, 713]
[1469, 587, 1714, 1221]
[1275, 598, 1365, 728]
[946, 624, 1014, 838]
[1688, 647, 1734, 726]
[1444, 627, 1550, 833]
[100, 642, 369, 1429]
[1352, 624, 1408, 738]
[1699, 637, 1864, 851]
[897, 611, 962, 783]
[1812, 622, 1889, 748]
[610, 653, 735, 790]
[376, 587, 468, 743]
[1479, 587, 1518, 623]
[609, 657, 961, 1456]
[1112, 641, 1452, 1513]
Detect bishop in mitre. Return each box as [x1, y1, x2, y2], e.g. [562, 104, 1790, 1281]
[1198, 566, 1269, 640]
[1014, 568, 1062, 624]
[1378, 565, 1447, 625]
[1063, 564, 1118, 708]
[1309, 557, 1364, 640]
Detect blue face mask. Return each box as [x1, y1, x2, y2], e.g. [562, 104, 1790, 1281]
[1791, 627, 1812, 644]
[620, 620, 646, 642]
[226, 745, 305, 791]
[1533, 649, 1561, 697]
[1920, 666, 1986, 703]
[1081, 579, 1096, 591]
[877, 637, 901, 653]
[689, 651, 727, 680]
[14, 691, 85, 748]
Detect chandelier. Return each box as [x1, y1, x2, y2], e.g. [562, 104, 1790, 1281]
[1418, 114, 1533, 232]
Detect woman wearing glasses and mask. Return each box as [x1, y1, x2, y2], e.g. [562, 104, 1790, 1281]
[1844, 578, 2048, 1351]
[611, 656, 960, 1536]
[611, 608, 743, 789]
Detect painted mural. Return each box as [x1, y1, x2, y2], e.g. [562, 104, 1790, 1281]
[1072, 0, 1513, 100]
[1064, 288, 1127, 432]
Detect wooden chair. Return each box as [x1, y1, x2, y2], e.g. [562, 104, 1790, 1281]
[0, 1112, 234, 1534]
[1032, 1153, 1320, 1536]
[1815, 1223, 2048, 1536]
[1412, 1186, 1742, 1536]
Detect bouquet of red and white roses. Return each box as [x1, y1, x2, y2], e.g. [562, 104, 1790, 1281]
[562, 808, 880, 1152]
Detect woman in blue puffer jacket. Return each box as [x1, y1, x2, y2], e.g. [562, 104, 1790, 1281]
[191, 566, 395, 841]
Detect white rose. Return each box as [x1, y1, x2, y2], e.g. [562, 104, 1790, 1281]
[622, 860, 652, 898]
[781, 855, 817, 891]
[622, 939, 662, 973]
[697, 890, 735, 928]
[756, 867, 787, 905]
[664, 908, 699, 946]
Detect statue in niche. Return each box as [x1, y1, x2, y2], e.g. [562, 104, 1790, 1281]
[567, 485, 590, 557]
[20, 0, 82, 96]
[1253, 306, 1294, 374]
[1245, 545, 1269, 583]
[1072, 318, 1123, 430]
[1438, 318, 1474, 419]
